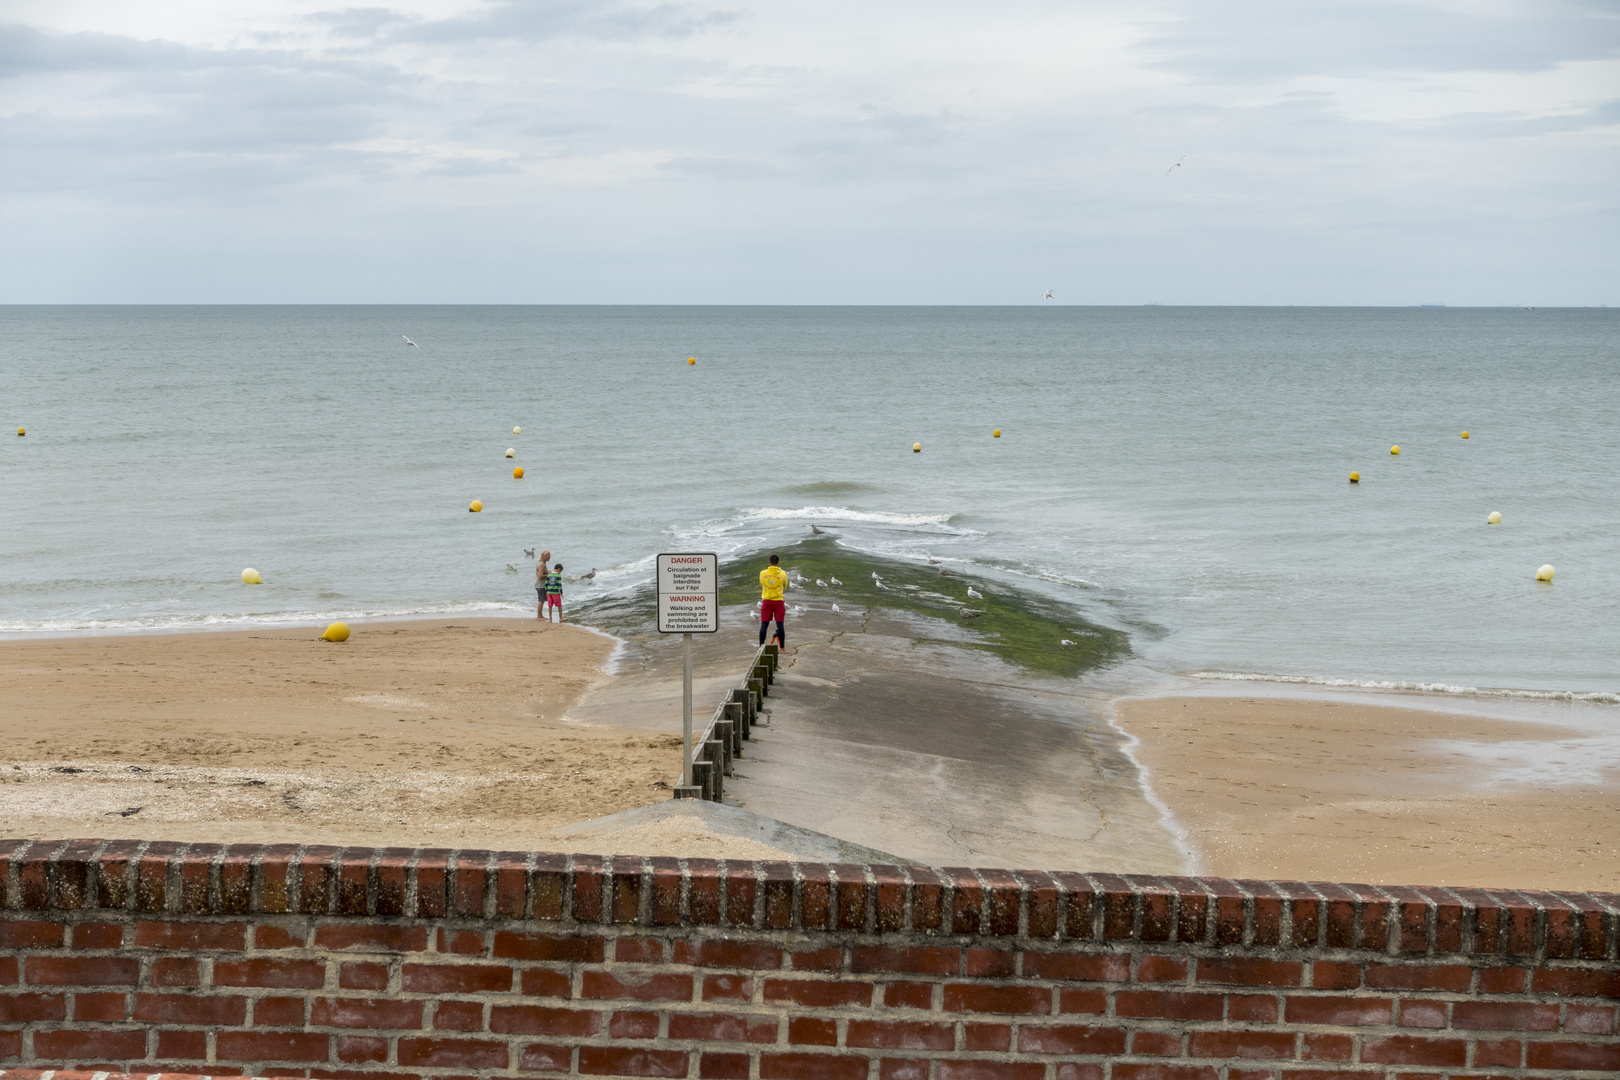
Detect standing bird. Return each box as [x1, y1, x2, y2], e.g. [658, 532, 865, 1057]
[816, 579, 827, 588]
[810, 524, 823, 534]
[403, 335, 419, 347]
[966, 586, 982, 599]
[875, 579, 888, 590]
[582, 568, 596, 581]
[831, 604, 841, 613]
[1061, 639, 1075, 647]
[1042, 290, 1055, 300]
[829, 576, 842, 585]
[1166, 156, 1185, 175]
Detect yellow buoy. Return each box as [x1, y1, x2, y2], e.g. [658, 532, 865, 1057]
[1461, 431, 1469, 439]
[1487, 511, 1501, 524]
[513, 426, 521, 434]
[1535, 564, 1555, 581]
[687, 357, 696, 365]
[1349, 471, 1360, 483]
[321, 622, 350, 642]
[15, 428, 23, 437]
[1390, 445, 1400, 455]
[993, 429, 1001, 438]
[513, 466, 524, 479]
[241, 568, 262, 585]
[505, 448, 515, 458]
[469, 500, 483, 513]
[912, 442, 922, 453]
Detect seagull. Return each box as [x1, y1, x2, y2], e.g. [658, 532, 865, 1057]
[792, 605, 804, 614]
[966, 586, 982, 599]
[816, 579, 827, 588]
[939, 568, 954, 576]
[927, 558, 939, 565]
[1166, 156, 1185, 176]
[403, 335, 419, 347]
[582, 568, 596, 581]
[831, 603, 841, 613]
[829, 576, 842, 585]
[1042, 290, 1055, 301]
[1061, 639, 1075, 647]
[524, 548, 535, 558]
[506, 563, 519, 572]
[874, 579, 888, 590]
[810, 524, 823, 534]
[959, 608, 982, 619]
[871, 572, 880, 580]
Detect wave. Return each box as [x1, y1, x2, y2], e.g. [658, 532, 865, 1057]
[1185, 670, 1620, 706]
[779, 481, 882, 496]
[730, 506, 963, 528]
[0, 600, 529, 637]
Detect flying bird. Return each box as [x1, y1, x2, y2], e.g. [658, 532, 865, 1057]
[1166, 156, 1185, 176]
[403, 335, 419, 347]
[966, 587, 982, 599]
[1042, 290, 1055, 300]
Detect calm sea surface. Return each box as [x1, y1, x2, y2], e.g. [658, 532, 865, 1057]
[2, 306, 1616, 700]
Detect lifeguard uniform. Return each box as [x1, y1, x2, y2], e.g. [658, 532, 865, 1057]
[759, 564, 788, 646]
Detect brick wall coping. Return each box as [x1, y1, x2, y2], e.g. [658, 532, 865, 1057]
[0, 1072, 213, 1080]
[3, 839, 1615, 962]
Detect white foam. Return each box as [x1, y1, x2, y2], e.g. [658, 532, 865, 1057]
[0, 600, 529, 639]
[1185, 670, 1620, 706]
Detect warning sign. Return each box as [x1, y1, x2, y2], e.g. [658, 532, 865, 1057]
[656, 552, 719, 634]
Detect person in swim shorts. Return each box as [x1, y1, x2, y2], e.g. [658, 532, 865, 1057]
[544, 562, 564, 623]
[534, 549, 551, 619]
[759, 554, 787, 647]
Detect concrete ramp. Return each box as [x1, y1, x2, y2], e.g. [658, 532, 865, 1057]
[544, 799, 903, 863]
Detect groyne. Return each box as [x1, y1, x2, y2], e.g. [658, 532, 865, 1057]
[675, 644, 776, 803]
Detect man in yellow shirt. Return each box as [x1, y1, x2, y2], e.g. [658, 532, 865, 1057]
[759, 553, 788, 647]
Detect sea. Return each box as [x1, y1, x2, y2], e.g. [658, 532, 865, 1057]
[2, 305, 1616, 707]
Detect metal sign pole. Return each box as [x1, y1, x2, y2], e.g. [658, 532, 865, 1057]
[681, 632, 693, 788]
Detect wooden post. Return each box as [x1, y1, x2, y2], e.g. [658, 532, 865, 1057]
[715, 720, 733, 775]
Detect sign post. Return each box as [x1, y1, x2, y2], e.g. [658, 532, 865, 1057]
[656, 552, 719, 794]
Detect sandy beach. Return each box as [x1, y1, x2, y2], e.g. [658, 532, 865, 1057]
[1114, 694, 1620, 891]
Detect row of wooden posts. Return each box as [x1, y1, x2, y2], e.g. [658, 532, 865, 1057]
[672, 642, 779, 802]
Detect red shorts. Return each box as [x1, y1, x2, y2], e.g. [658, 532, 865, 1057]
[760, 599, 785, 622]
[547, 593, 561, 608]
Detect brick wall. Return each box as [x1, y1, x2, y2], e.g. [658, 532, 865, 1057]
[1, 839, 1616, 1079]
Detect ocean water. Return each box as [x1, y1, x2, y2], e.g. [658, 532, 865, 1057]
[2, 305, 1616, 700]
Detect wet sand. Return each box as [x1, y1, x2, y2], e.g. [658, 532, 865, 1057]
[1114, 695, 1620, 891]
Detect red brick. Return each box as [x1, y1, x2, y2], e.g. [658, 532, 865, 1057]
[255, 995, 306, 1026]
[669, 1012, 779, 1043]
[884, 982, 933, 1009]
[1229, 994, 1278, 1022]
[788, 1016, 837, 1045]
[936, 1063, 1048, 1080]
[215, 957, 326, 989]
[1530, 967, 1620, 997]
[1312, 962, 1360, 990]
[1453, 1000, 1558, 1030]
[852, 944, 959, 975]
[1397, 1000, 1446, 1028]
[72, 990, 127, 1021]
[1566, 1003, 1616, 1034]
[1198, 957, 1302, 987]
[1286, 996, 1392, 1025]
[964, 1022, 1011, 1050]
[1365, 963, 1472, 992]
[880, 1059, 930, 1080]
[700, 1051, 752, 1080]
[433, 999, 484, 1030]
[520, 967, 570, 998]
[135, 992, 246, 1024]
[1302, 1033, 1352, 1061]
[0, 992, 66, 1022]
[1137, 955, 1188, 983]
[518, 1042, 574, 1072]
[964, 948, 1016, 977]
[71, 922, 123, 949]
[494, 930, 604, 963]
[1472, 1038, 1521, 1068]
[339, 962, 388, 991]
[609, 1010, 660, 1038]
[1189, 1030, 1297, 1059]
[1018, 1024, 1128, 1055]
[1023, 952, 1130, 982]
[676, 939, 785, 969]
[703, 973, 753, 1002]
[492, 1004, 601, 1037]
[217, 1031, 331, 1062]
[150, 957, 201, 987]
[1132, 1031, 1183, 1055]
[314, 924, 429, 952]
[791, 946, 842, 972]
[1525, 1040, 1620, 1071]
[255, 924, 305, 949]
[1477, 966, 1528, 993]
[583, 970, 693, 1002]
[401, 962, 511, 994]
[847, 1018, 953, 1050]
[0, 1030, 20, 1060]
[761, 1052, 870, 1080]
[310, 997, 424, 1029]
[579, 1045, 690, 1077]
[0, 957, 14, 986]
[134, 920, 247, 951]
[396, 1036, 510, 1068]
[1115, 990, 1223, 1021]
[616, 936, 666, 963]
[1361, 1036, 1466, 1066]
[1057, 987, 1107, 1014]
[25, 956, 140, 986]
[650, 859, 683, 928]
[156, 1029, 209, 1060]
[337, 1035, 389, 1064]
[1054, 1067, 1104, 1080]
[1109, 1068, 1217, 1080]
[686, 861, 721, 926]
[943, 983, 1050, 1015]
[764, 978, 873, 1008]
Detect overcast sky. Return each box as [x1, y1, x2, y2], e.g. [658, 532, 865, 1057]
[3, 1, 1616, 304]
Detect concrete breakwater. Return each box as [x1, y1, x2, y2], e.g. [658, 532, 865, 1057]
[674, 643, 778, 803]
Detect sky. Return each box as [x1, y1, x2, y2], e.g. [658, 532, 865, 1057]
[2, 0, 1617, 304]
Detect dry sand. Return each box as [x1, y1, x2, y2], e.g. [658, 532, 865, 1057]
[1115, 695, 1620, 891]
[0, 620, 683, 849]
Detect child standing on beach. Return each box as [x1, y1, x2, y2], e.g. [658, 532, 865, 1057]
[543, 562, 564, 623]
[534, 549, 551, 619]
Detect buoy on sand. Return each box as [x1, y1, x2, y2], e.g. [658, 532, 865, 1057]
[321, 622, 350, 642]
[912, 442, 922, 453]
[241, 568, 262, 584]
[687, 357, 696, 365]
[1536, 564, 1555, 582]
[469, 500, 483, 513]
[1487, 511, 1501, 524]
[505, 448, 515, 458]
[993, 429, 1001, 438]
[1390, 445, 1400, 455]
[513, 426, 521, 434]
[1349, 471, 1360, 483]
[1461, 431, 1470, 439]
[513, 466, 524, 479]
